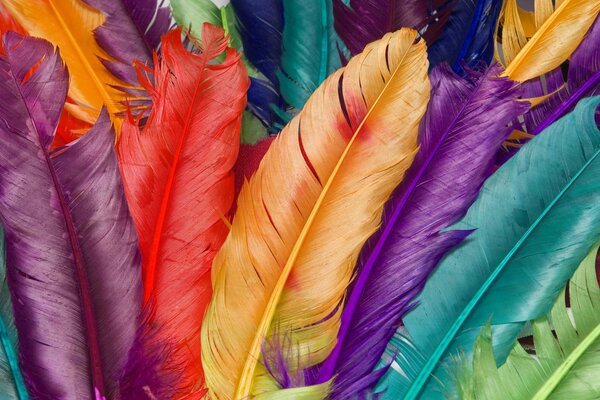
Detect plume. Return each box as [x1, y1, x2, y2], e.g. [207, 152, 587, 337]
[1, 0, 169, 129]
[201, 28, 430, 399]
[0, 227, 28, 400]
[0, 33, 152, 399]
[332, 0, 454, 57]
[118, 25, 248, 398]
[316, 64, 525, 399]
[376, 95, 600, 399]
[457, 242, 600, 400]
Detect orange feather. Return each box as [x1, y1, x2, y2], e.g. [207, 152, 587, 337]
[117, 25, 248, 398]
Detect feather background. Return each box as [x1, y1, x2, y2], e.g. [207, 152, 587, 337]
[118, 24, 248, 399]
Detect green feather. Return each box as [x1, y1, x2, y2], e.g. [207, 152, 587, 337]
[277, 0, 341, 110]
[458, 242, 600, 400]
[376, 96, 600, 399]
[0, 226, 28, 400]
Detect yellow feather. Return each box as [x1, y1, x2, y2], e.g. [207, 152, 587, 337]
[503, 0, 600, 82]
[201, 29, 430, 400]
[534, 0, 554, 29]
[517, 6, 536, 37]
[1, 0, 131, 130]
[499, 0, 528, 65]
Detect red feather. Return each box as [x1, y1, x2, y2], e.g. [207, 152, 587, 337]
[117, 24, 248, 398]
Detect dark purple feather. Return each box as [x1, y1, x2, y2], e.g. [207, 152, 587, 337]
[315, 64, 526, 398]
[84, 0, 170, 86]
[0, 33, 163, 399]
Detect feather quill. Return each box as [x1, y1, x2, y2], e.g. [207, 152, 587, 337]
[457, 242, 600, 399]
[376, 95, 600, 399]
[201, 28, 430, 399]
[317, 64, 525, 399]
[0, 33, 153, 399]
[1, 0, 169, 129]
[118, 24, 248, 398]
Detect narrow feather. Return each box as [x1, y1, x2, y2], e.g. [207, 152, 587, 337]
[0, 227, 28, 399]
[318, 64, 525, 399]
[377, 95, 600, 399]
[118, 25, 248, 398]
[0, 33, 145, 399]
[202, 29, 430, 399]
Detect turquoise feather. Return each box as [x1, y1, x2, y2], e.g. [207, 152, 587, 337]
[0, 227, 28, 400]
[376, 95, 600, 399]
[277, 0, 341, 110]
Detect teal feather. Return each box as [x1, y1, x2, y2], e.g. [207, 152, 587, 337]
[277, 0, 341, 110]
[376, 96, 600, 399]
[0, 227, 28, 400]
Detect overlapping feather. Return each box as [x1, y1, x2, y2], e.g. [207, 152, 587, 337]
[201, 28, 430, 399]
[118, 24, 248, 398]
[377, 95, 600, 399]
[0, 33, 160, 399]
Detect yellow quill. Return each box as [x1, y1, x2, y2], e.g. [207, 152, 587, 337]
[1, 0, 131, 129]
[503, 0, 600, 82]
[201, 29, 430, 400]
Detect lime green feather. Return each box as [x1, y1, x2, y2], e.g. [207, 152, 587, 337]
[458, 242, 600, 400]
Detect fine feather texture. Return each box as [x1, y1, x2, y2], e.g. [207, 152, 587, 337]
[278, 0, 342, 110]
[118, 25, 248, 398]
[502, 0, 600, 82]
[0, 33, 146, 399]
[201, 28, 430, 399]
[376, 95, 600, 400]
[317, 64, 526, 399]
[1, 0, 167, 129]
[456, 242, 600, 400]
[0, 227, 28, 400]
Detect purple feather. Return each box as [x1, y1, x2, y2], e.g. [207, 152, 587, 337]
[315, 64, 526, 398]
[333, 0, 454, 56]
[84, 0, 170, 86]
[0, 33, 165, 399]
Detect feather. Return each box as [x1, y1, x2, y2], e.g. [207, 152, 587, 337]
[0, 227, 28, 400]
[0, 33, 150, 399]
[201, 28, 430, 399]
[457, 242, 600, 400]
[375, 95, 600, 399]
[502, 0, 600, 83]
[277, 0, 342, 110]
[428, 0, 503, 72]
[332, 0, 454, 57]
[0, 3, 25, 53]
[1, 0, 168, 129]
[117, 25, 248, 398]
[316, 64, 526, 399]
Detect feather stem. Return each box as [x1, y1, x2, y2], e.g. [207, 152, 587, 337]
[404, 148, 600, 400]
[531, 70, 600, 135]
[531, 323, 600, 400]
[319, 0, 329, 83]
[235, 38, 414, 399]
[451, 0, 485, 72]
[0, 318, 27, 399]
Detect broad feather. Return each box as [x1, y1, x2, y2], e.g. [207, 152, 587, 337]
[1, 0, 169, 129]
[377, 95, 600, 399]
[457, 242, 600, 400]
[118, 24, 248, 398]
[317, 64, 525, 399]
[0, 33, 155, 399]
[202, 28, 430, 399]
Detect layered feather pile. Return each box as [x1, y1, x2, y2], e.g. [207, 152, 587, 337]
[0, 1, 598, 399]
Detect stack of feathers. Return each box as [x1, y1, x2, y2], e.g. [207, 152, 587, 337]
[0, 0, 599, 399]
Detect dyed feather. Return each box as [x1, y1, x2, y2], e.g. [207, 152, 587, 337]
[502, 0, 600, 83]
[201, 28, 430, 399]
[428, 0, 503, 72]
[0, 227, 28, 400]
[376, 95, 600, 399]
[118, 25, 248, 398]
[1, 0, 169, 129]
[457, 242, 600, 400]
[278, 0, 341, 110]
[317, 64, 525, 399]
[332, 0, 454, 56]
[0, 33, 151, 399]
